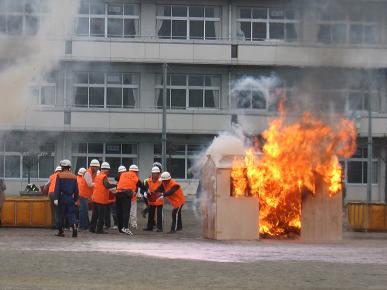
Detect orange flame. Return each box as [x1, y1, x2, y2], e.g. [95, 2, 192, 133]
[231, 109, 357, 238]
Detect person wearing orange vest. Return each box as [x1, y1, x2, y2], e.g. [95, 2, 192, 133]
[159, 171, 186, 234]
[46, 165, 62, 229]
[84, 159, 100, 196]
[116, 164, 146, 234]
[77, 167, 90, 230]
[143, 166, 163, 232]
[89, 162, 116, 234]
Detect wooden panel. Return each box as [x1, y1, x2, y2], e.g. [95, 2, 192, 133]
[31, 201, 47, 226]
[202, 157, 217, 240]
[369, 205, 385, 230]
[302, 180, 343, 241]
[15, 201, 31, 226]
[347, 203, 387, 231]
[1, 200, 15, 225]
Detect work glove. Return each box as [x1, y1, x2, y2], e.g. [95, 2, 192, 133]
[157, 196, 164, 201]
[53, 200, 59, 206]
[144, 192, 148, 199]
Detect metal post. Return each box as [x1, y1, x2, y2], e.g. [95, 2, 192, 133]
[162, 63, 168, 171]
[367, 82, 373, 203]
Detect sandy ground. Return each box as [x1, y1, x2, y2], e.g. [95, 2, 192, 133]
[0, 203, 387, 290]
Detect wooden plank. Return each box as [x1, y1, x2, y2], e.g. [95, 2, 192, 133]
[1, 200, 15, 225]
[301, 180, 342, 241]
[15, 201, 31, 226]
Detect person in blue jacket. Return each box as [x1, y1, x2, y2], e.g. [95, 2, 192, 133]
[53, 159, 79, 238]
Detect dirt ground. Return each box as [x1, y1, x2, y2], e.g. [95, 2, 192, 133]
[0, 202, 387, 290]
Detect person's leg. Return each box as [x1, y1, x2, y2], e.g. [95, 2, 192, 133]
[170, 207, 178, 233]
[130, 200, 137, 228]
[145, 205, 156, 230]
[96, 204, 107, 233]
[65, 196, 77, 237]
[156, 205, 163, 231]
[104, 204, 111, 228]
[122, 194, 130, 230]
[177, 205, 183, 231]
[89, 203, 98, 232]
[111, 203, 117, 228]
[56, 198, 65, 235]
[116, 194, 123, 231]
[79, 197, 88, 230]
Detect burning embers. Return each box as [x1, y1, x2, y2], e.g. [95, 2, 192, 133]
[231, 108, 357, 238]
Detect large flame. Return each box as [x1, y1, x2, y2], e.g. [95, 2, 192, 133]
[231, 108, 357, 238]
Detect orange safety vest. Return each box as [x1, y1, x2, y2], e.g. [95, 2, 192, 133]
[48, 172, 59, 194]
[146, 177, 163, 206]
[91, 172, 110, 205]
[77, 175, 92, 199]
[163, 179, 185, 209]
[84, 168, 96, 197]
[117, 171, 138, 202]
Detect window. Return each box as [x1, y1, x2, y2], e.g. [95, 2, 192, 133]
[72, 143, 138, 177]
[0, 0, 50, 36]
[75, 1, 139, 38]
[156, 74, 220, 109]
[233, 76, 295, 111]
[317, 5, 379, 45]
[73, 72, 139, 108]
[30, 71, 57, 106]
[0, 139, 55, 179]
[344, 148, 378, 184]
[154, 144, 204, 179]
[237, 7, 299, 42]
[157, 5, 220, 40]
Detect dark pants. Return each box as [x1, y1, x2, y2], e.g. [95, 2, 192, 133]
[147, 204, 163, 230]
[58, 194, 76, 232]
[89, 202, 107, 233]
[49, 193, 59, 229]
[116, 191, 132, 231]
[79, 197, 89, 230]
[171, 205, 183, 232]
[104, 203, 117, 228]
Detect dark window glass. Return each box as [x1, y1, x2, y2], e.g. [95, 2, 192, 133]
[318, 25, 331, 43]
[79, 0, 89, 14]
[240, 22, 251, 40]
[122, 144, 136, 154]
[0, 155, 4, 178]
[25, 15, 39, 35]
[189, 7, 204, 17]
[108, 18, 123, 37]
[90, 1, 105, 15]
[253, 8, 267, 19]
[172, 20, 186, 39]
[74, 87, 88, 106]
[158, 6, 171, 17]
[157, 19, 171, 38]
[364, 25, 378, 44]
[240, 8, 251, 19]
[124, 4, 137, 16]
[237, 90, 251, 109]
[75, 72, 88, 84]
[286, 23, 297, 41]
[90, 18, 105, 36]
[332, 24, 346, 43]
[252, 22, 266, 40]
[0, 15, 6, 33]
[124, 19, 136, 37]
[23, 159, 38, 179]
[88, 143, 103, 154]
[189, 90, 203, 108]
[189, 75, 204, 86]
[168, 158, 185, 179]
[5, 156, 20, 178]
[349, 24, 362, 44]
[107, 87, 122, 108]
[205, 21, 217, 39]
[89, 87, 104, 107]
[107, 73, 121, 84]
[123, 88, 136, 108]
[170, 89, 186, 109]
[205, 7, 216, 18]
[105, 157, 121, 177]
[252, 91, 266, 109]
[190, 20, 204, 39]
[108, 4, 122, 16]
[73, 156, 87, 173]
[72, 143, 87, 154]
[171, 75, 186, 86]
[172, 6, 187, 17]
[106, 144, 121, 154]
[270, 23, 284, 39]
[270, 8, 284, 19]
[89, 72, 104, 84]
[205, 90, 216, 108]
[347, 161, 362, 183]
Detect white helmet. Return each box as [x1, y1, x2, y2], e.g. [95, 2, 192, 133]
[151, 166, 160, 173]
[60, 159, 72, 167]
[78, 167, 87, 175]
[55, 166, 62, 172]
[160, 171, 171, 181]
[101, 162, 111, 170]
[152, 162, 163, 171]
[118, 165, 127, 173]
[129, 164, 139, 172]
[90, 159, 100, 167]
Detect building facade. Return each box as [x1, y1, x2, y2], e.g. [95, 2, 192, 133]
[0, 0, 387, 202]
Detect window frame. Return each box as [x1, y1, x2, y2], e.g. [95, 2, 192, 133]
[236, 6, 300, 42]
[342, 148, 379, 185]
[155, 74, 221, 110]
[75, 1, 140, 38]
[73, 71, 139, 109]
[156, 4, 221, 40]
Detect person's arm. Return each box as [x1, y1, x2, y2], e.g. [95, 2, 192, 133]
[74, 179, 79, 202]
[84, 172, 94, 188]
[53, 175, 61, 201]
[163, 185, 180, 197]
[155, 184, 165, 193]
[137, 180, 147, 193]
[103, 177, 116, 189]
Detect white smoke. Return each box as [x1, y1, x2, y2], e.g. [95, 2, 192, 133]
[0, 0, 79, 124]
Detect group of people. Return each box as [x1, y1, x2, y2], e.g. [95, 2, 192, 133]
[46, 159, 185, 238]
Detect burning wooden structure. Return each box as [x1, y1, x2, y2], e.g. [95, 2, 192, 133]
[202, 155, 259, 240]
